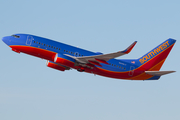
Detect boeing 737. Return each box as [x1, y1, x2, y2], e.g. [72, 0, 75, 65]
[2, 34, 176, 80]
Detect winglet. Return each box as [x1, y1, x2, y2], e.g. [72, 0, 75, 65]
[122, 41, 137, 54]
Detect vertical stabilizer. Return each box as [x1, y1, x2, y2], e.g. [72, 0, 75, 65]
[137, 38, 176, 71]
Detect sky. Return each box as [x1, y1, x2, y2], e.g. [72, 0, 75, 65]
[0, 0, 179, 120]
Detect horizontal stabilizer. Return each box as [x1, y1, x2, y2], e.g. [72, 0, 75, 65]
[145, 71, 176, 76]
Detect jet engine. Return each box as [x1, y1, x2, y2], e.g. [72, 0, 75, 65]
[54, 53, 75, 67]
[46, 60, 70, 71]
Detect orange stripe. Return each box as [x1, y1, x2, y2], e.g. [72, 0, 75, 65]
[149, 59, 166, 71]
[128, 58, 167, 80]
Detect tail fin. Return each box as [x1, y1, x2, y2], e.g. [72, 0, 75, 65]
[137, 38, 176, 71]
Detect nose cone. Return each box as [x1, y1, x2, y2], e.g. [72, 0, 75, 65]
[2, 36, 10, 45]
[2, 36, 7, 42]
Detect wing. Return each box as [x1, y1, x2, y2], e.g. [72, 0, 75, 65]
[65, 41, 137, 66]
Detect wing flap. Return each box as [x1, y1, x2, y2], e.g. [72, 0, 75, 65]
[145, 71, 176, 76]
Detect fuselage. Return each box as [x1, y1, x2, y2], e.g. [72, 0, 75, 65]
[2, 34, 176, 80]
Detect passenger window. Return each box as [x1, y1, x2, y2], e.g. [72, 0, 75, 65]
[124, 68, 126, 70]
[41, 43, 43, 45]
[39, 42, 41, 44]
[117, 65, 118, 68]
[36, 42, 38, 44]
[51, 46, 53, 48]
[122, 67, 123, 69]
[119, 66, 121, 68]
[69, 51, 71, 53]
[54, 47, 56, 49]
[44, 44, 46, 46]
[59, 48, 61, 50]
[49, 45, 51, 47]
[114, 65, 116, 67]
[34, 41, 36, 43]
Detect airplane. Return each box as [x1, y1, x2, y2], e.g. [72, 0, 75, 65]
[2, 34, 176, 80]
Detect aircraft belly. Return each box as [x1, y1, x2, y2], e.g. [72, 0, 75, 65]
[10, 45, 56, 61]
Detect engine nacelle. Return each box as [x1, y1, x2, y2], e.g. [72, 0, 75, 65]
[54, 53, 75, 67]
[47, 60, 70, 71]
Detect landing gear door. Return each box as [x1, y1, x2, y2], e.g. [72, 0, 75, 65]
[26, 36, 34, 46]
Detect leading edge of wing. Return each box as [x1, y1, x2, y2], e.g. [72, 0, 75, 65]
[65, 41, 137, 64]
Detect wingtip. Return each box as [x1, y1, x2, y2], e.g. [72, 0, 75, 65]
[123, 41, 137, 54]
[170, 70, 176, 73]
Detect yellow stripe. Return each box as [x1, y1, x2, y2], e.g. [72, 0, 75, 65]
[128, 58, 166, 80]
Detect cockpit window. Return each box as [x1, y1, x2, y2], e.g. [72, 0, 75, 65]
[11, 35, 20, 38]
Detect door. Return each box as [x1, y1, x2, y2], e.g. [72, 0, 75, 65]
[74, 52, 79, 57]
[26, 36, 33, 45]
[129, 66, 135, 76]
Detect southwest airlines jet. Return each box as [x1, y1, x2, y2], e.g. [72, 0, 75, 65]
[2, 34, 176, 80]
